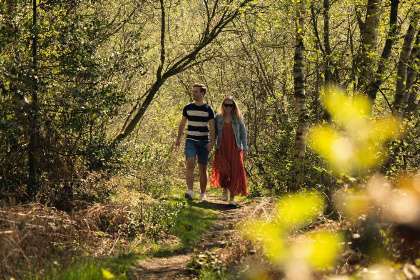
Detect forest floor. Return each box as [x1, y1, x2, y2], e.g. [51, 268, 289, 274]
[129, 193, 273, 279]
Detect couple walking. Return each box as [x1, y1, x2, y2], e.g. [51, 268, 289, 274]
[175, 83, 249, 206]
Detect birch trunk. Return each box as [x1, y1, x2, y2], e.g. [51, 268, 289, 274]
[291, 0, 309, 191]
[357, 0, 382, 101]
[393, 12, 419, 115]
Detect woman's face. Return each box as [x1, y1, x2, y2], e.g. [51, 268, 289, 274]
[223, 100, 235, 113]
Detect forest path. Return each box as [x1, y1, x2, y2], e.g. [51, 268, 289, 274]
[129, 194, 269, 279]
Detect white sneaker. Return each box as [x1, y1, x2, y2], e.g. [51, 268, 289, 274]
[221, 191, 228, 201]
[199, 193, 207, 201]
[229, 199, 236, 206]
[185, 189, 194, 200]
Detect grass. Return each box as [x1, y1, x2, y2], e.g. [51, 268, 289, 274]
[170, 200, 217, 248]
[198, 267, 228, 280]
[33, 254, 143, 280]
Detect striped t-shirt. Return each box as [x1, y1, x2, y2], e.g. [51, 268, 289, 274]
[183, 102, 215, 142]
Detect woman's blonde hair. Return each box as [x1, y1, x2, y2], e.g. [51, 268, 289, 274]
[217, 96, 244, 123]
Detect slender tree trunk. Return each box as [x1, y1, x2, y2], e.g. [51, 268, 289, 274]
[251, 78, 259, 154]
[281, 44, 288, 119]
[310, 1, 331, 120]
[382, 17, 419, 174]
[291, 0, 308, 191]
[27, 0, 39, 200]
[315, 50, 321, 122]
[323, 0, 333, 84]
[357, 0, 382, 101]
[5, 0, 16, 32]
[349, 14, 357, 92]
[404, 29, 420, 118]
[364, 0, 399, 100]
[393, 12, 419, 114]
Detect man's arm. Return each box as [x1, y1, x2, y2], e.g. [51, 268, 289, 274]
[176, 116, 188, 148]
[207, 118, 215, 151]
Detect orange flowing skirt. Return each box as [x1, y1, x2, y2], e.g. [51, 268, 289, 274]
[210, 122, 247, 196]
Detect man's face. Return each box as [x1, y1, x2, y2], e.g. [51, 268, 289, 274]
[192, 86, 204, 101]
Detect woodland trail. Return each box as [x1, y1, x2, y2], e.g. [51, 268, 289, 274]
[130, 194, 272, 279]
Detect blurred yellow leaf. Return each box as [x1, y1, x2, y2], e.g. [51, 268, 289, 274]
[322, 88, 371, 127]
[306, 231, 342, 268]
[276, 192, 325, 229]
[265, 238, 287, 264]
[242, 220, 283, 241]
[241, 220, 286, 264]
[101, 268, 115, 279]
[308, 125, 339, 159]
[310, 87, 401, 175]
[369, 117, 399, 141]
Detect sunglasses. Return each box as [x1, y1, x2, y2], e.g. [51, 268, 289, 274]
[223, 103, 234, 108]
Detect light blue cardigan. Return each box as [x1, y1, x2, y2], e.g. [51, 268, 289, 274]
[215, 114, 249, 151]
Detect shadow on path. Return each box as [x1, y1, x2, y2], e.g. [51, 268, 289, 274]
[187, 199, 238, 211]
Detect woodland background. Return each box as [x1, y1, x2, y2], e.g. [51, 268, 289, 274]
[1, 0, 420, 279]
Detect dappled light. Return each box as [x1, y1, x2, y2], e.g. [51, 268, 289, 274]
[1, 0, 420, 279]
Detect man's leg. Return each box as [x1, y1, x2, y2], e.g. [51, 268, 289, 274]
[198, 163, 208, 194]
[186, 158, 196, 191]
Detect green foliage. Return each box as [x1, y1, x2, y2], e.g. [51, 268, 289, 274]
[246, 182, 263, 198]
[140, 200, 186, 241]
[252, 126, 295, 194]
[0, 1, 147, 200]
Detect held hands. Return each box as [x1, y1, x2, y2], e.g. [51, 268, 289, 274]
[243, 151, 249, 160]
[206, 141, 214, 152]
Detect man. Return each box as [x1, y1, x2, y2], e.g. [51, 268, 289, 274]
[176, 83, 215, 201]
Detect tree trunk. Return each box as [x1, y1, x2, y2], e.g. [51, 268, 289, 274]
[323, 0, 333, 85]
[27, 0, 39, 200]
[381, 19, 419, 174]
[404, 29, 420, 118]
[310, 1, 332, 121]
[393, 12, 419, 115]
[349, 14, 357, 92]
[357, 0, 382, 101]
[364, 0, 399, 101]
[291, 0, 309, 191]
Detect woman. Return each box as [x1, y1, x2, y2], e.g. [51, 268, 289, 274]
[210, 96, 248, 205]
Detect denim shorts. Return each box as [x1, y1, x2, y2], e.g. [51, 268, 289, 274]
[185, 139, 209, 165]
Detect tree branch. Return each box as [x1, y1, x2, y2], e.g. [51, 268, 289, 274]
[112, 0, 254, 145]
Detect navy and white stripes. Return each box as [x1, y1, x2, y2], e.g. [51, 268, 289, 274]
[182, 103, 215, 142]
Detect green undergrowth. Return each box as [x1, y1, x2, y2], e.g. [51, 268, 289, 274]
[36, 254, 142, 280]
[36, 192, 218, 279]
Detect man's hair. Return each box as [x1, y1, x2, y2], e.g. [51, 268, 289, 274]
[193, 83, 207, 95]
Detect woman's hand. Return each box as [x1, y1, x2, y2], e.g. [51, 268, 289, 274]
[243, 151, 248, 160]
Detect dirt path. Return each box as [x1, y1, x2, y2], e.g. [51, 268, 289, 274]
[129, 195, 271, 280]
